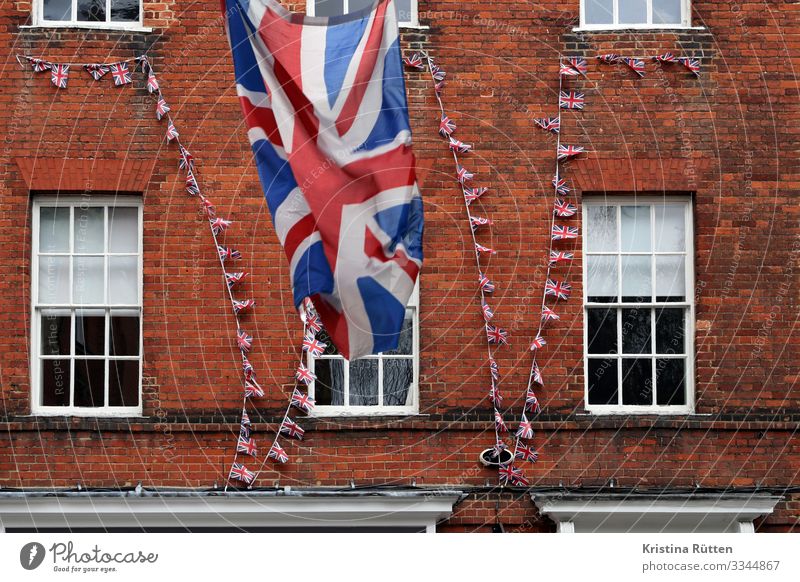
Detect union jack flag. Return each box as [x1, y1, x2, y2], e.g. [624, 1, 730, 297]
[489, 358, 499, 381]
[499, 464, 529, 487]
[597, 53, 620, 64]
[566, 56, 588, 74]
[302, 334, 327, 357]
[549, 250, 574, 265]
[178, 146, 194, 170]
[233, 299, 256, 314]
[515, 443, 539, 463]
[434, 80, 445, 95]
[541, 306, 560, 321]
[186, 172, 200, 196]
[553, 175, 570, 195]
[545, 279, 571, 300]
[557, 145, 584, 160]
[534, 117, 560, 133]
[156, 97, 170, 121]
[280, 418, 305, 440]
[147, 72, 160, 93]
[202, 197, 216, 218]
[479, 272, 495, 293]
[559, 91, 584, 110]
[526, 388, 541, 413]
[439, 115, 456, 137]
[431, 65, 446, 82]
[240, 423, 250, 439]
[245, 380, 264, 398]
[464, 187, 488, 205]
[241, 411, 251, 426]
[554, 199, 577, 217]
[29, 58, 50, 72]
[489, 385, 503, 407]
[449, 138, 472, 153]
[552, 225, 580, 240]
[295, 363, 316, 385]
[560, 62, 580, 77]
[109, 62, 132, 86]
[218, 245, 242, 261]
[470, 216, 492, 232]
[457, 166, 474, 184]
[50, 64, 69, 89]
[237, 435, 258, 456]
[529, 335, 547, 351]
[268, 442, 289, 463]
[622, 57, 646, 77]
[306, 314, 323, 335]
[653, 52, 677, 63]
[403, 52, 425, 69]
[291, 388, 315, 413]
[493, 439, 508, 457]
[531, 363, 543, 385]
[495, 410, 508, 433]
[229, 462, 255, 484]
[475, 243, 496, 255]
[516, 413, 534, 439]
[237, 329, 253, 352]
[486, 325, 508, 345]
[166, 120, 179, 141]
[226, 271, 248, 289]
[211, 217, 232, 235]
[242, 356, 255, 380]
[678, 57, 701, 76]
[482, 302, 494, 321]
[84, 63, 108, 80]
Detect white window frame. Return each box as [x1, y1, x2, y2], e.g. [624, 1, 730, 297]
[31, 196, 143, 417]
[307, 0, 420, 28]
[308, 284, 419, 417]
[582, 196, 694, 415]
[579, 0, 692, 30]
[32, 0, 145, 30]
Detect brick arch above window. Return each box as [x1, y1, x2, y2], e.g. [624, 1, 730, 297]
[14, 157, 156, 193]
[568, 157, 712, 194]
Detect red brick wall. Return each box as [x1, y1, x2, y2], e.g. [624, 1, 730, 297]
[0, 1, 797, 532]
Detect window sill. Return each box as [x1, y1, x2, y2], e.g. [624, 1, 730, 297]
[20, 23, 153, 33]
[572, 25, 705, 32]
[399, 23, 430, 30]
[582, 406, 696, 416]
[309, 408, 421, 419]
[27, 410, 145, 418]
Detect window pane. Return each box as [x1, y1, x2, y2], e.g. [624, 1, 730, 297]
[76, 311, 105, 356]
[42, 359, 70, 406]
[314, 358, 345, 405]
[315, 0, 344, 16]
[587, 308, 617, 354]
[621, 255, 652, 301]
[587, 358, 618, 405]
[654, 205, 685, 251]
[77, 0, 105, 21]
[621, 206, 651, 252]
[383, 358, 413, 405]
[110, 0, 140, 21]
[38, 256, 70, 303]
[622, 358, 652, 405]
[110, 315, 140, 356]
[656, 308, 685, 354]
[349, 0, 375, 12]
[395, 0, 412, 22]
[587, 255, 618, 302]
[622, 308, 652, 354]
[384, 310, 413, 355]
[109, 360, 139, 406]
[109, 256, 138, 304]
[584, 0, 613, 24]
[656, 255, 686, 302]
[619, 0, 647, 24]
[73, 256, 104, 304]
[39, 207, 70, 252]
[349, 358, 378, 405]
[586, 205, 617, 252]
[656, 358, 686, 405]
[44, 0, 72, 20]
[74, 207, 104, 253]
[109, 207, 138, 253]
[74, 359, 105, 407]
[653, 0, 682, 24]
[41, 313, 70, 355]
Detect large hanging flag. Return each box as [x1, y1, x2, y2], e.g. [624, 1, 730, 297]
[224, 0, 424, 360]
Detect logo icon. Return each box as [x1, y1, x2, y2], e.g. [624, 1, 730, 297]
[20, 542, 46, 570]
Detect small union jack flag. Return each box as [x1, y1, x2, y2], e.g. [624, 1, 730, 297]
[489, 358, 500, 381]
[242, 356, 255, 379]
[470, 216, 492, 232]
[479, 272, 495, 293]
[156, 97, 170, 121]
[435, 80, 445, 95]
[678, 57, 701, 76]
[109, 62, 132, 86]
[499, 464, 529, 487]
[493, 439, 508, 457]
[531, 363, 543, 385]
[403, 52, 426, 69]
[515, 443, 539, 463]
[431, 65, 446, 82]
[597, 53, 621, 64]
[211, 217, 232, 235]
[237, 329, 253, 352]
[218, 245, 242, 261]
[244, 380, 264, 398]
[567, 56, 588, 74]
[186, 172, 200, 196]
[201, 197, 216, 217]
[489, 385, 503, 407]
[464, 187, 488, 205]
[552, 225, 580, 240]
[549, 251, 574, 265]
[291, 388, 315, 413]
[622, 57, 646, 77]
[306, 314, 323, 335]
[554, 199, 577, 217]
[559, 91, 584, 110]
[439, 114, 456, 137]
[166, 120, 179, 141]
[50, 64, 69, 89]
[240, 423, 250, 439]
[179, 146, 194, 170]
[529, 335, 547, 351]
[449, 137, 472, 153]
[84, 63, 108, 80]
[560, 62, 580, 77]
[541, 306, 560, 321]
[456, 166, 473, 184]
[241, 411, 251, 426]
[516, 413, 535, 439]
[475, 243, 496, 255]
[280, 418, 305, 440]
[226, 272, 248, 289]
[295, 363, 316, 385]
[233, 299, 256, 314]
[534, 117, 560, 133]
[237, 435, 257, 456]
[495, 410, 508, 433]
[29, 58, 50, 72]
[229, 462, 255, 484]
[545, 279, 571, 300]
[653, 52, 677, 63]
[486, 325, 508, 345]
[482, 302, 494, 322]
[147, 72, 160, 93]
[302, 334, 327, 357]
[268, 442, 289, 464]
[526, 388, 541, 413]
[553, 175, 570, 195]
[557, 145, 585, 160]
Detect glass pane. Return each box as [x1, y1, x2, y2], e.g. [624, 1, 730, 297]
[587, 358, 618, 405]
[42, 359, 70, 406]
[349, 358, 378, 405]
[38, 256, 70, 303]
[76, 311, 105, 356]
[656, 256, 686, 302]
[587, 308, 617, 354]
[43, 0, 72, 20]
[74, 207, 104, 253]
[384, 310, 413, 355]
[383, 358, 413, 406]
[111, 0, 140, 21]
[77, 0, 105, 21]
[653, 0, 682, 24]
[349, 0, 375, 11]
[622, 358, 653, 405]
[619, 0, 647, 24]
[587, 255, 618, 302]
[656, 358, 686, 405]
[41, 313, 70, 355]
[621, 255, 652, 301]
[315, 0, 344, 17]
[314, 358, 345, 405]
[395, 0, 412, 22]
[110, 316, 140, 356]
[109, 360, 139, 407]
[654, 205, 685, 251]
[622, 308, 652, 354]
[656, 308, 685, 354]
[109, 207, 138, 253]
[586, 206, 617, 252]
[39, 207, 70, 252]
[109, 257, 138, 304]
[74, 359, 105, 407]
[585, 0, 613, 24]
[621, 206, 651, 252]
[73, 256, 104, 304]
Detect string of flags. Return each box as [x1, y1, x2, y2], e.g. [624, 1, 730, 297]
[17, 52, 317, 490]
[594, 51, 702, 77]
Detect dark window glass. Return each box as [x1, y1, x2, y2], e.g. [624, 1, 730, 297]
[349, 358, 378, 405]
[109, 361, 139, 406]
[74, 359, 105, 407]
[656, 308, 685, 354]
[77, 0, 105, 21]
[656, 359, 686, 405]
[587, 308, 617, 354]
[621, 308, 652, 354]
[587, 358, 618, 405]
[349, 0, 375, 11]
[41, 314, 70, 355]
[622, 358, 652, 405]
[313, 358, 345, 405]
[76, 313, 105, 356]
[110, 316, 139, 356]
[314, 0, 344, 17]
[383, 359, 412, 405]
[110, 0, 140, 21]
[42, 360, 70, 406]
[44, 0, 72, 20]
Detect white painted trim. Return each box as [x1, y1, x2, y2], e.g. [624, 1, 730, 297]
[307, 0, 419, 27]
[557, 521, 575, 533]
[31, 0, 144, 29]
[579, 0, 691, 29]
